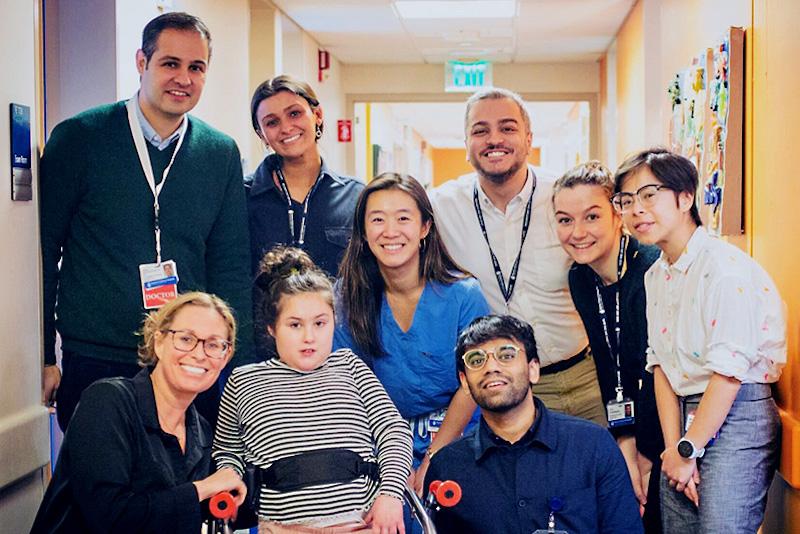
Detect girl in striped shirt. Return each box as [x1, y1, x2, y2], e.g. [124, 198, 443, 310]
[213, 247, 412, 533]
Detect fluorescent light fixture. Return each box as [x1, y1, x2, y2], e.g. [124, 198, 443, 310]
[394, 1, 516, 19]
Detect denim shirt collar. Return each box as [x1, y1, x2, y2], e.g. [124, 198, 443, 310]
[249, 153, 346, 196]
[133, 93, 184, 151]
[471, 396, 555, 461]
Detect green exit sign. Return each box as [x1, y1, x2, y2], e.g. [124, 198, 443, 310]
[445, 60, 493, 93]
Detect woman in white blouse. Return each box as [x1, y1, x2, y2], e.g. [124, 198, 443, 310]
[612, 147, 785, 533]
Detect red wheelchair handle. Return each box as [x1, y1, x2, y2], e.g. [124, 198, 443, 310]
[429, 479, 462, 507]
[209, 491, 237, 520]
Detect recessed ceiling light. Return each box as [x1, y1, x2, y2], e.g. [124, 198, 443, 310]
[394, 1, 516, 20]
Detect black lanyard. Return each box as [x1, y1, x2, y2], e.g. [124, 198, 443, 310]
[472, 178, 535, 304]
[275, 168, 323, 246]
[595, 234, 628, 402]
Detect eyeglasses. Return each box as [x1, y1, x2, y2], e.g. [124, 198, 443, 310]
[462, 344, 522, 371]
[167, 329, 231, 360]
[611, 184, 672, 213]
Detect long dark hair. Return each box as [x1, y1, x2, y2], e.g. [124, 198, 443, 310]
[338, 173, 469, 357]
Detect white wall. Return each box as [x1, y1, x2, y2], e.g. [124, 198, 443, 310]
[0, 0, 51, 530]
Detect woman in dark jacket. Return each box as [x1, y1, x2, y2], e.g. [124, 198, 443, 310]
[31, 292, 246, 533]
[552, 161, 663, 533]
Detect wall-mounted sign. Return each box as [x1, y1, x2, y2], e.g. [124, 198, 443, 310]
[10, 103, 32, 201]
[337, 119, 352, 143]
[445, 60, 492, 93]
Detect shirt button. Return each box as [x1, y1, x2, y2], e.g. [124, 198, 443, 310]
[518, 499, 526, 507]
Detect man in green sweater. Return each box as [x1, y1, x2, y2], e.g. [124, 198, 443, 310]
[40, 12, 254, 430]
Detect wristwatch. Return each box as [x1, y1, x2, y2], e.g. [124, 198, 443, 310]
[677, 438, 705, 459]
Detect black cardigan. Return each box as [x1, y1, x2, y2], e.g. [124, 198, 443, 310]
[568, 237, 664, 461]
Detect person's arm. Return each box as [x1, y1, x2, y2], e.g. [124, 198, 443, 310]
[596, 430, 645, 533]
[205, 141, 255, 367]
[39, 121, 84, 402]
[413, 387, 476, 494]
[414, 280, 489, 492]
[211, 370, 248, 478]
[616, 435, 644, 512]
[654, 365, 700, 504]
[66, 382, 205, 533]
[351, 354, 411, 533]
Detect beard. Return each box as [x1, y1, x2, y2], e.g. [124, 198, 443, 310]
[467, 373, 530, 413]
[472, 156, 526, 185]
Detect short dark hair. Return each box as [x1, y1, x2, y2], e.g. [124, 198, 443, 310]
[614, 147, 703, 226]
[250, 75, 322, 135]
[141, 12, 212, 63]
[455, 315, 539, 375]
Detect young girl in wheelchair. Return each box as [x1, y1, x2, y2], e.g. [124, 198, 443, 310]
[213, 247, 413, 533]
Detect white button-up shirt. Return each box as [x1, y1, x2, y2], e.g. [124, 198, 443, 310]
[429, 166, 588, 367]
[644, 227, 786, 396]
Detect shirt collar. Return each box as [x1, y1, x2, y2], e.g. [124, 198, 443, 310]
[133, 92, 185, 151]
[133, 367, 209, 450]
[476, 166, 535, 211]
[249, 153, 345, 196]
[657, 226, 708, 274]
[471, 396, 555, 461]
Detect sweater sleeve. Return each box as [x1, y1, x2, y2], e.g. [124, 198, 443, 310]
[212, 370, 247, 477]
[205, 140, 255, 367]
[349, 353, 412, 500]
[39, 120, 85, 365]
[66, 382, 202, 534]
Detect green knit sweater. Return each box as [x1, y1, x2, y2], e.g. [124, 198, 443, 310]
[40, 101, 254, 366]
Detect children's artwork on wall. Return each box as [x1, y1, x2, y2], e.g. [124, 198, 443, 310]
[668, 27, 744, 236]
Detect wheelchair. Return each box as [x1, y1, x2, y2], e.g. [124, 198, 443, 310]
[204, 480, 462, 534]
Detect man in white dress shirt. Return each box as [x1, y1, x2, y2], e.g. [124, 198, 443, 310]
[429, 87, 606, 426]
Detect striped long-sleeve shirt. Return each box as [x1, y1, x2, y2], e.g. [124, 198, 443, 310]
[213, 349, 413, 525]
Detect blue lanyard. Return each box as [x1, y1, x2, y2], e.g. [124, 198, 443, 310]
[472, 179, 535, 303]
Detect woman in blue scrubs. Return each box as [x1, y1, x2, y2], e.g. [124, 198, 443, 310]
[335, 172, 489, 496]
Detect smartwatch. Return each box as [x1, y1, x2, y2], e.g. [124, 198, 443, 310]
[677, 438, 705, 459]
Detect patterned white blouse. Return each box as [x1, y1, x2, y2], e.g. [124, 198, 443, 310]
[644, 227, 785, 396]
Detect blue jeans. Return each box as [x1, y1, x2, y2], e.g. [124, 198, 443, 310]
[660, 384, 780, 533]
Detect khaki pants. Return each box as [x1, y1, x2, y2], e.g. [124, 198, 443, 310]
[532, 352, 608, 427]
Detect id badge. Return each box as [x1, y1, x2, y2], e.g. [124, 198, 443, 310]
[139, 260, 179, 309]
[426, 408, 447, 434]
[606, 398, 635, 428]
[682, 398, 720, 445]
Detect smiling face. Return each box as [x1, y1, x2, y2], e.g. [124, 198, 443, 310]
[151, 304, 230, 399]
[619, 166, 694, 251]
[136, 29, 208, 129]
[364, 188, 431, 276]
[460, 336, 539, 413]
[268, 292, 334, 372]
[554, 184, 622, 270]
[465, 97, 532, 185]
[255, 90, 322, 159]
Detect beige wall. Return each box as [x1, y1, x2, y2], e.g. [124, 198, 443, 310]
[0, 1, 51, 530]
[343, 62, 599, 96]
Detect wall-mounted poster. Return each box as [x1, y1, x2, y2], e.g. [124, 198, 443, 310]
[668, 27, 744, 236]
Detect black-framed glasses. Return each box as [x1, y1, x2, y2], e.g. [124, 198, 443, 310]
[462, 344, 522, 371]
[167, 329, 231, 360]
[611, 184, 672, 213]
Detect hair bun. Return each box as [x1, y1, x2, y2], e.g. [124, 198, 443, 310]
[255, 246, 317, 289]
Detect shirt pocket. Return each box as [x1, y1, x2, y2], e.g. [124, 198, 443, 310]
[324, 226, 351, 249]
